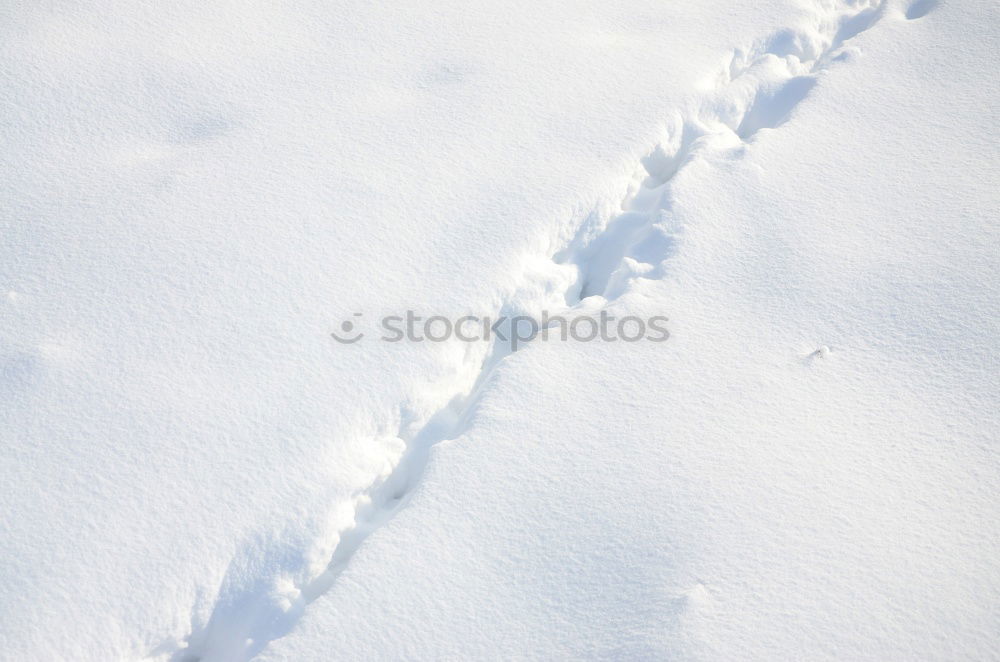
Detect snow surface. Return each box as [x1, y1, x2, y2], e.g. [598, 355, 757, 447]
[1, 0, 998, 660]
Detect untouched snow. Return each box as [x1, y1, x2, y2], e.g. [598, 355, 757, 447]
[2, 0, 998, 660]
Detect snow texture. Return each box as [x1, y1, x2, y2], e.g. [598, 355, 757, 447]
[1, 0, 998, 660]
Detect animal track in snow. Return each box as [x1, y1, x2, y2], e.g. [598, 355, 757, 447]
[564, 0, 887, 304]
[166, 1, 905, 659]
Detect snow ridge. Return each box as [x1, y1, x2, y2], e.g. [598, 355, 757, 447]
[170, 1, 909, 659]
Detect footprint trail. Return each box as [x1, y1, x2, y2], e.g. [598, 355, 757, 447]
[169, 1, 909, 659]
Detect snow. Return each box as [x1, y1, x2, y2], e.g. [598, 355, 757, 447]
[2, 0, 998, 660]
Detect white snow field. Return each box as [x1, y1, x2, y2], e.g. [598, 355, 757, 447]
[1, 0, 998, 660]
